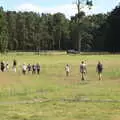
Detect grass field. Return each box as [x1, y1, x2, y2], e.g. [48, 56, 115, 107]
[0, 53, 120, 120]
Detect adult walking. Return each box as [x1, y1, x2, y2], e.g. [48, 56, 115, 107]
[96, 61, 103, 80]
[36, 63, 40, 74]
[13, 59, 17, 72]
[1, 61, 5, 72]
[22, 64, 27, 75]
[65, 64, 70, 76]
[80, 61, 87, 80]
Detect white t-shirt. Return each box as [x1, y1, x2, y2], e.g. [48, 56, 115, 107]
[65, 66, 70, 72]
[23, 65, 27, 71]
[80, 63, 86, 73]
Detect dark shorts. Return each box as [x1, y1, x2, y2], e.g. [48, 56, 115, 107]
[98, 70, 102, 74]
[22, 70, 26, 74]
[1, 67, 4, 72]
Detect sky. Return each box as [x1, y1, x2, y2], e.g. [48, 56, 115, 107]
[0, 0, 120, 18]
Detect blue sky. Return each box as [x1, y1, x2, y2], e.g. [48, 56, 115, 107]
[1, 0, 120, 18]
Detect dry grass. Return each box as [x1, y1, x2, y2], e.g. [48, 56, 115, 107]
[0, 54, 120, 120]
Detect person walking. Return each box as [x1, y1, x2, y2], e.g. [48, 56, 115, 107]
[22, 64, 27, 75]
[32, 64, 36, 74]
[27, 64, 31, 73]
[13, 59, 17, 72]
[65, 64, 70, 76]
[36, 63, 40, 74]
[6, 62, 9, 72]
[1, 61, 5, 72]
[80, 61, 87, 80]
[96, 61, 103, 80]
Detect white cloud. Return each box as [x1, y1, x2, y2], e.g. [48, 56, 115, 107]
[16, 3, 41, 13]
[15, 3, 102, 19]
[16, 3, 77, 18]
[43, 4, 77, 18]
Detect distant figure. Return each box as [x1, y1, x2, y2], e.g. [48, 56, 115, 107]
[36, 63, 40, 74]
[22, 64, 27, 75]
[96, 61, 103, 80]
[65, 64, 70, 76]
[13, 59, 17, 72]
[32, 64, 36, 74]
[80, 61, 87, 80]
[1, 61, 5, 72]
[6, 62, 9, 72]
[27, 64, 31, 73]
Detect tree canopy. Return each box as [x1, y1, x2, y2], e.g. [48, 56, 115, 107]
[0, 3, 120, 53]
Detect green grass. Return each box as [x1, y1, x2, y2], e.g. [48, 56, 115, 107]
[0, 53, 120, 120]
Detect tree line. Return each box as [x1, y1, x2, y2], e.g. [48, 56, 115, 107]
[0, 3, 120, 53]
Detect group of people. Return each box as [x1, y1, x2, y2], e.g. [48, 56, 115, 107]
[1, 59, 103, 80]
[65, 61, 103, 80]
[0, 60, 41, 75]
[0, 61, 9, 72]
[22, 63, 41, 75]
[0, 59, 17, 73]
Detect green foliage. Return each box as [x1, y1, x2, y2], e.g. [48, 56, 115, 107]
[0, 7, 8, 53]
[0, 2, 120, 52]
[105, 4, 120, 52]
[0, 31, 8, 52]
